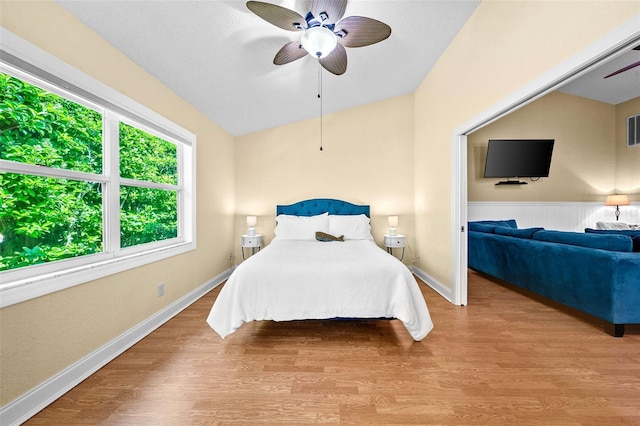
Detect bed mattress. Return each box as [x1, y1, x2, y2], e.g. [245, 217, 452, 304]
[206, 239, 434, 340]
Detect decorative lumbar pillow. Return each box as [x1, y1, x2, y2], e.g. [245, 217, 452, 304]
[315, 231, 344, 242]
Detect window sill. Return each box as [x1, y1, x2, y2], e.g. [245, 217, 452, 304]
[0, 242, 196, 308]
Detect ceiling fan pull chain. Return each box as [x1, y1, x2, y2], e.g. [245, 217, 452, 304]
[318, 62, 323, 151]
[318, 60, 322, 99]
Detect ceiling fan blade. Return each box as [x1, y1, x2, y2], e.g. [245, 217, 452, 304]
[604, 60, 640, 79]
[307, 0, 347, 25]
[246, 1, 306, 31]
[319, 44, 347, 75]
[273, 41, 308, 65]
[334, 16, 391, 48]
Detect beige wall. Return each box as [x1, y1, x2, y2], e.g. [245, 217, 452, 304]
[1, 0, 639, 411]
[467, 91, 618, 201]
[414, 1, 639, 286]
[234, 94, 416, 261]
[616, 97, 640, 200]
[0, 0, 235, 405]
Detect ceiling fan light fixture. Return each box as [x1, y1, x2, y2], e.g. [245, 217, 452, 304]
[247, 0, 391, 75]
[301, 26, 337, 58]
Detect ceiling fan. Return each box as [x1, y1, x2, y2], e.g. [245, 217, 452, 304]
[246, 0, 391, 75]
[604, 45, 640, 79]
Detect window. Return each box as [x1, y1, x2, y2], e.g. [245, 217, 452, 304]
[1, 72, 105, 271]
[119, 122, 179, 248]
[628, 113, 639, 148]
[0, 30, 195, 307]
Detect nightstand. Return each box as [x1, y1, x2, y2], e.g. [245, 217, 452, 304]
[241, 234, 263, 260]
[384, 234, 405, 261]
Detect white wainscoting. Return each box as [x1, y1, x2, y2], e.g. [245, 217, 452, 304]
[468, 201, 640, 232]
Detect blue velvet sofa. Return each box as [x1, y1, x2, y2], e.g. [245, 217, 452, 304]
[468, 220, 640, 336]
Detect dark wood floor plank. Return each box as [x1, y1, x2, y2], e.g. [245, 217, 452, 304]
[25, 271, 640, 425]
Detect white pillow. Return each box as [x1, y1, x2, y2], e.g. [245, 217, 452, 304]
[596, 221, 631, 230]
[274, 213, 329, 240]
[329, 214, 373, 240]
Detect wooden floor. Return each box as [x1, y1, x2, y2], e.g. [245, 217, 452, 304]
[27, 271, 640, 425]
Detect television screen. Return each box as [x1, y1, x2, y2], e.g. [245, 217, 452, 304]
[483, 139, 554, 179]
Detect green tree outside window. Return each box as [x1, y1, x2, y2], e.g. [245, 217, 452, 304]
[1, 72, 180, 272]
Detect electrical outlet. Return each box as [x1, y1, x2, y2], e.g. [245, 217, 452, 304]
[157, 283, 165, 297]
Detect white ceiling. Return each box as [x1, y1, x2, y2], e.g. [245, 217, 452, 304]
[558, 46, 640, 105]
[55, 0, 481, 136]
[55, 0, 639, 137]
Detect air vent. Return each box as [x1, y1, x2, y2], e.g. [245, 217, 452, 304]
[628, 114, 640, 147]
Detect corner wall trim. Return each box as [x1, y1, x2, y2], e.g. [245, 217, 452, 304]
[413, 267, 453, 304]
[0, 269, 231, 426]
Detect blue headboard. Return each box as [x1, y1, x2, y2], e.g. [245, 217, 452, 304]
[276, 198, 370, 217]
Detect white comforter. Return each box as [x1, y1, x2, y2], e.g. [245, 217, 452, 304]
[206, 239, 434, 341]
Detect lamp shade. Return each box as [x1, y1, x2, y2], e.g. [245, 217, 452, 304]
[301, 26, 337, 58]
[388, 216, 399, 227]
[605, 195, 630, 206]
[246, 215, 257, 236]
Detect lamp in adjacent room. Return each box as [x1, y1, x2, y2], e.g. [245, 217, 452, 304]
[605, 194, 630, 221]
[388, 215, 399, 236]
[246, 216, 257, 236]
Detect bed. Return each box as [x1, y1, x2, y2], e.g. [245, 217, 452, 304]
[206, 199, 434, 341]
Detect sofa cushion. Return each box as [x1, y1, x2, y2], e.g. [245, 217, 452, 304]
[474, 219, 518, 229]
[585, 228, 640, 252]
[533, 230, 633, 252]
[585, 228, 640, 237]
[494, 226, 544, 239]
[468, 223, 496, 233]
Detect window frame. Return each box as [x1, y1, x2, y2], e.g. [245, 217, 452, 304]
[0, 27, 196, 308]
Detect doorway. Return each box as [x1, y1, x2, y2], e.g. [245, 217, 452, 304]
[452, 22, 640, 306]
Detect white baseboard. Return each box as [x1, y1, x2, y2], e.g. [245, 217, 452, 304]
[413, 267, 453, 303]
[0, 269, 232, 426]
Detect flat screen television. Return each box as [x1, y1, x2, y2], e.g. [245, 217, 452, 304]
[483, 139, 554, 185]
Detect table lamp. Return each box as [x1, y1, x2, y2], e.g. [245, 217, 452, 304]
[388, 215, 398, 236]
[605, 194, 629, 221]
[246, 215, 257, 236]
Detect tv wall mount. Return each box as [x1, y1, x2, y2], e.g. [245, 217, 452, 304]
[496, 179, 527, 185]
